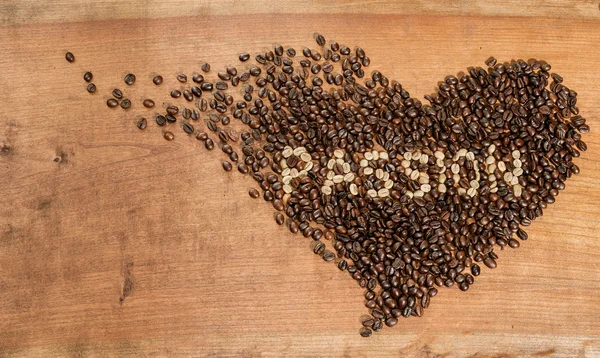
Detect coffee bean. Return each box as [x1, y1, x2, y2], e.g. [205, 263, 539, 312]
[201, 63, 211, 72]
[155, 115, 166, 126]
[483, 257, 497, 269]
[65, 52, 75, 62]
[182, 122, 194, 134]
[471, 264, 480, 276]
[222, 161, 232, 171]
[359, 327, 372, 337]
[322, 250, 335, 262]
[315, 33, 326, 46]
[239, 53, 250, 62]
[124, 73, 136, 85]
[275, 212, 285, 225]
[204, 138, 214, 150]
[177, 74, 187, 83]
[164, 131, 174, 141]
[86, 83, 96, 93]
[171, 90, 181, 98]
[136, 118, 147, 130]
[83, 72, 93, 82]
[143, 99, 155, 108]
[249, 188, 259, 198]
[153, 75, 163, 85]
[112, 89, 123, 99]
[120, 99, 131, 109]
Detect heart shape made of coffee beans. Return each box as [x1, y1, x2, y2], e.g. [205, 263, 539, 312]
[70, 33, 590, 337]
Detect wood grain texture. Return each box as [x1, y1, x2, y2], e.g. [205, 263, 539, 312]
[0, 1, 600, 357]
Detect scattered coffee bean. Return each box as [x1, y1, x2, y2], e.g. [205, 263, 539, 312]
[249, 188, 260, 198]
[136, 118, 147, 130]
[86, 83, 96, 93]
[143, 99, 155, 108]
[83, 72, 93, 82]
[106, 99, 119, 108]
[65, 52, 75, 62]
[112, 89, 123, 99]
[153, 75, 163, 85]
[124, 73, 136, 85]
[164, 131, 174, 141]
[120, 98, 131, 109]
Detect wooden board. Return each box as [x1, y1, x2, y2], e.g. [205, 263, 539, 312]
[1, 1, 600, 357]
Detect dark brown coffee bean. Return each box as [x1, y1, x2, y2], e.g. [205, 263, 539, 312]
[153, 75, 163, 85]
[143, 99, 155, 108]
[171, 90, 181, 98]
[249, 188, 259, 198]
[164, 131, 174, 141]
[155, 115, 166, 126]
[177, 74, 187, 83]
[201, 63, 211, 72]
[483, 257, 497, 269]
[471, 264, 480, 276]
[359, 327, 372, 337]
[86, 83, 96, 93]
[182, 122, 194, 134]
[315, 33, 326, 46]
[124, 73, 136, 85]
[112, 89, 123, 99]
[275, 212, 285, 225]
[322, 250, 335, 262]
[205, 138, 214, 150]
[222, 161, 232, 171]
[485, 56, 497, 67]
[136, 118, 147, 130]
[83, 72, 93, 82]
[237, 163, 248, 174]
[120, 99, 131, 109]
[65, 52, 75, 62]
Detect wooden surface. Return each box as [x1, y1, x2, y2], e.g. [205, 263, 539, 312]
[1, 1, 600, 357]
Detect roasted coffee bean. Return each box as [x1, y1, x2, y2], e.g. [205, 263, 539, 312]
[315, 33, 326, 46]
[359, 328, 372, 337]
[171, 90, 181, 98]
[155, 115, 167, 126]
[201, 63, 211, 72]
[166, 105, 179, 115]
[275, 212, 285, 225]
[124, 73, 136, 85]
[86, 83, 96, 93]
[153, 75, 163, 85]
[65, 52, 75, 62]
[471, 264, 481, 276]
[249, 188, 260, 198]
[112, 88, 123, 99]
[163, 131, 174, 141]
[143, 99, 155, 108]
[182, 122, 194, 134]
[222, 161, 232, 171]
[204, 138, 214, 150]
[322, 250, 335, 262]
[177, 74, 187, 83]
[483, 257, 497, 269]
[120, 99, 131, 109]
[83, 72, 93, 82]
[136, 117, 147, 130]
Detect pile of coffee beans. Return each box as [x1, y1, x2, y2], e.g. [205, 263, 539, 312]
[67, 33, 589, 336]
